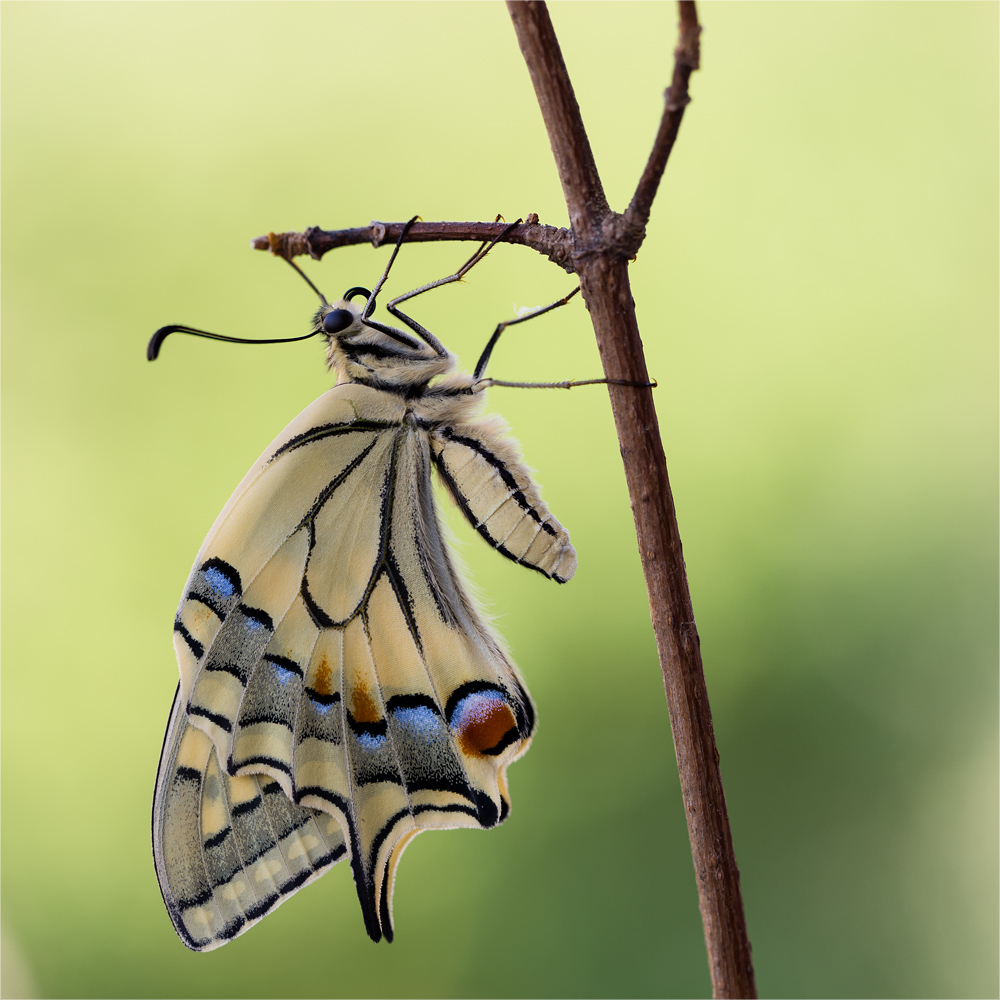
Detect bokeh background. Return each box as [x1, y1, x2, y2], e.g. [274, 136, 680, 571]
[2, 3, 996, 998]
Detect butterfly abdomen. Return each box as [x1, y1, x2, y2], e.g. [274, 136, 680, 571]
[429, 419, 577, 583]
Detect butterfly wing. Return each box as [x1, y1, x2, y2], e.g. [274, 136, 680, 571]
[431, 415, 578, 582]
[154, 383, 542, 947]
[153, 686, 347, 951]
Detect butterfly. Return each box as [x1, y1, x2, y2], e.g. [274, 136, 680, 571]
[150, 220, 584, 950]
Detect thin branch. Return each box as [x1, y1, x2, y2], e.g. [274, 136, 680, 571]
[251, 219, 577, 273]
[625, 0, 702, 231]
[508, 3, 756, 997]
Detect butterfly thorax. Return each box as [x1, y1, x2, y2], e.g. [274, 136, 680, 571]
[320, 299, 456, 392]
[318, 299, 487, 425]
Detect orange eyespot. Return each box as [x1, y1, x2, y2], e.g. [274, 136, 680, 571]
[451, 690, 518, 757]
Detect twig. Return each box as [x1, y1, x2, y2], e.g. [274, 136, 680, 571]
[251, 220, 580, 273]
[625, 0, 701, 232]
[507, 3, 756, 997]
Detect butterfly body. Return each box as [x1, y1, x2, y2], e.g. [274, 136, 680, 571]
[153, 292, 576, 950]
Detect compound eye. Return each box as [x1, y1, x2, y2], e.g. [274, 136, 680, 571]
[322, 309, 354, 335]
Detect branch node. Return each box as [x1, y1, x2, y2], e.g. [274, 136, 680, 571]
[569, 212, 645, 266]
[302, 227, 325, 260]
[664, 91, 692, 114]
[676, 13, 702, 71]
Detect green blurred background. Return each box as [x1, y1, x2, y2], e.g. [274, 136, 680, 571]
[2, 2, 996, 997]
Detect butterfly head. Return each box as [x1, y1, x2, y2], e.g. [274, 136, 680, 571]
[316, 287, 455, 388]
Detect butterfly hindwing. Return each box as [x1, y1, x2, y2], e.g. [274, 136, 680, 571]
[153, 687, 348, 951]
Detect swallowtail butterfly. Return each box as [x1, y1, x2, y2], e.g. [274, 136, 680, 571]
[151, 221, 580, 949]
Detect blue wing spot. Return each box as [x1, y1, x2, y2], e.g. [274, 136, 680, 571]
[392, 705, 442, 743]
[203, 566, 236, 599]
[357, 731, 387, 751]
[307, 690, 340, 713]
[270, 663, 296, 685]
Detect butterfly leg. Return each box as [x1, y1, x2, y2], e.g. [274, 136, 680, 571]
[358, 216, 455, 355]
[472, 286, 581, 379]
[477, 376, 658, 390]
[471, 288, 655, 390]
[359, 216, 508, 356]
[365, 216, 421, 314]
[384, 219, 523, 355]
